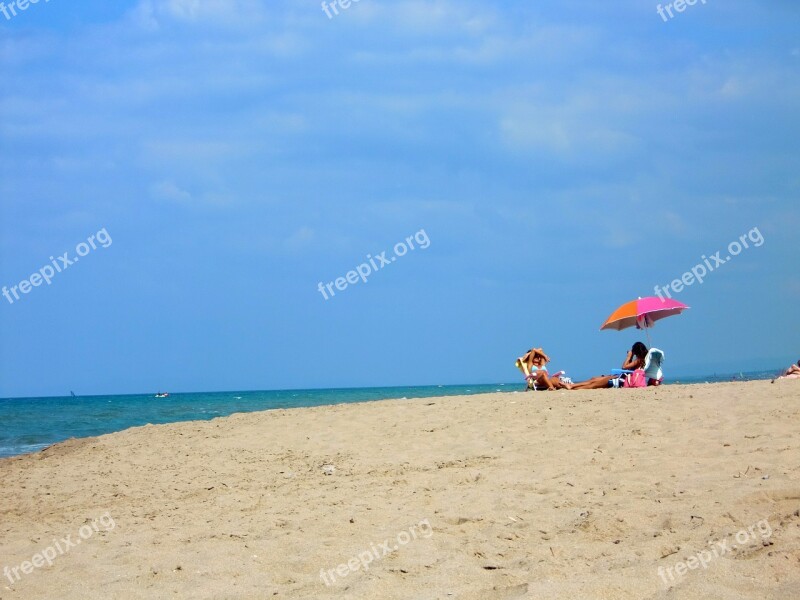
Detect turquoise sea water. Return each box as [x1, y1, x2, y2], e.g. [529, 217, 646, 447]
[0, 384, 511, 459]
[0, 371, 778, 459]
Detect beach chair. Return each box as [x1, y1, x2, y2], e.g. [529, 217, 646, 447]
[644, 348, 665, 385]
[515, 355, 537, 390]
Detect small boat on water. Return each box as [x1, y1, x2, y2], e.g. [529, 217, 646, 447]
[154, 392, 170, 398]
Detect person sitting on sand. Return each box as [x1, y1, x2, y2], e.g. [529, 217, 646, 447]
[516, 347, 572, 391]
[570, 342, 648, 390]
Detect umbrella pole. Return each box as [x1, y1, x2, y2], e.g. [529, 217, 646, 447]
[644, 327, 653, 348]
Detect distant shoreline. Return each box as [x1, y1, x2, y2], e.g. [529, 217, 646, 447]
[0, 371, 785, 460]
[0, 368, 782, 402]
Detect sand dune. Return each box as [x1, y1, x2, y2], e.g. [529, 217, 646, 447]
[2, 380, 799, 599]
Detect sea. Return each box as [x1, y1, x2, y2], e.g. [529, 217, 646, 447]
[0, 371, 779, 459]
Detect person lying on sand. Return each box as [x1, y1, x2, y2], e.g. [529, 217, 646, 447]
[570, 342, 648, 390]
[778, 360, 800, 380]
[516, 348, 572, 391]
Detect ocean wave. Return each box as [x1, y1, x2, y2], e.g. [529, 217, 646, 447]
[0, 443, 49, 458]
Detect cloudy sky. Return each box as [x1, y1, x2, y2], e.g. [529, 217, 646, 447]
[1, 0, 798, 397]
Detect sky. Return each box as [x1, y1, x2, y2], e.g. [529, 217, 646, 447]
[0, 0, 798, 398]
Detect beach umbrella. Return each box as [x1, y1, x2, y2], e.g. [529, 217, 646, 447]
[600, 297, 689, 344]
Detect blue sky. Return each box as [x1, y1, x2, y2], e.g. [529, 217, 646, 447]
[1, 0, 798, 397]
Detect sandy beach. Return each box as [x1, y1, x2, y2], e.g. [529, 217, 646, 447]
[2, 380, 799, 599]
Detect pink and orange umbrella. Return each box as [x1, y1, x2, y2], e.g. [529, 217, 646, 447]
[601, 296, 689, 343]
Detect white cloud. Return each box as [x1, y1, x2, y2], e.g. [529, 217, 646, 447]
[150, 182, 236, 207]
[367, 199, 475, 221]
[349, 0, 497, 34]
[129, 0, 266, 29]
[151, 180, 192, 203]
[499, 108, 639, 158]
[284, 226, 315, 251]
[142, 140, 253, 166]
[720, 77, 743, 98]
